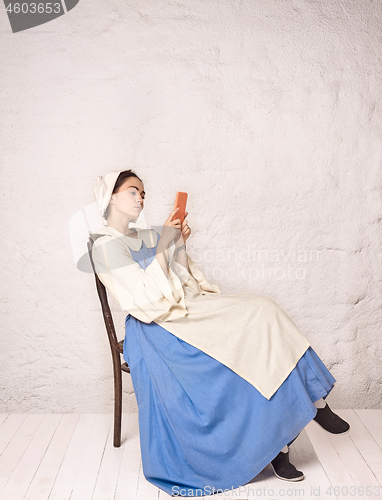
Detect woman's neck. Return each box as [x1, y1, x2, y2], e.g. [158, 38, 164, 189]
[106, 218, 138, 237]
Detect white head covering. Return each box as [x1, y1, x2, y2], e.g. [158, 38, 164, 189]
[93, 170, 123, 222]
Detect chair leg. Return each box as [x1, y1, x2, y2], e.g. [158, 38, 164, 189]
[112, 350, 123, 447]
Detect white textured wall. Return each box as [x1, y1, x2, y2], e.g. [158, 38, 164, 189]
[1, 0, 381, 413]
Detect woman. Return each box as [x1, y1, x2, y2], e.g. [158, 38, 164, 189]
[91, 169, 350, 497]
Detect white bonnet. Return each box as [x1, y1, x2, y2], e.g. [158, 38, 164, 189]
[93, 170, 123, 222]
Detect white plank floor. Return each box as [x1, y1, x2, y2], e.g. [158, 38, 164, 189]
[0, 410, 382, 499]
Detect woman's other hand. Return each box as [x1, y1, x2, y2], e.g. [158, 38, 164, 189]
[178, 211, 191, 245]
[174, 211, 190, 272]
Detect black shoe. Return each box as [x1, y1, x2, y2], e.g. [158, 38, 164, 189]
[270, 450, 305, 482]
[313, 403, 350, 435]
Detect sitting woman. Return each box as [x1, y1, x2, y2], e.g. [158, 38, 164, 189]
[90, 169, 350, 497]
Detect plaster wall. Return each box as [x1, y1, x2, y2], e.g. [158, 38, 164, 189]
[0, 0, 381, 412]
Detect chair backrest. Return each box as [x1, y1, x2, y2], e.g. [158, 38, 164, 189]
[87, 237, 123, 355]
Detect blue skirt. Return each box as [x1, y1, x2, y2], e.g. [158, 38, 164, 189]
[123, 314, 336, 497]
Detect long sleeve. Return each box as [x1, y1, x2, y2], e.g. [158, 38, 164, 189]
[91, 235, 188, 323]
[170, 252, 222, 295]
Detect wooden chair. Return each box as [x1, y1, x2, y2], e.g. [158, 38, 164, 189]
[87, 236, 131, 447]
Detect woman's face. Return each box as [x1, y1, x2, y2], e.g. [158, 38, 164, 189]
[109, 177, 145, 221]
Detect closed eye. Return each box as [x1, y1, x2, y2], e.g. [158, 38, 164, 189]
[130, 188, 145, 200]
